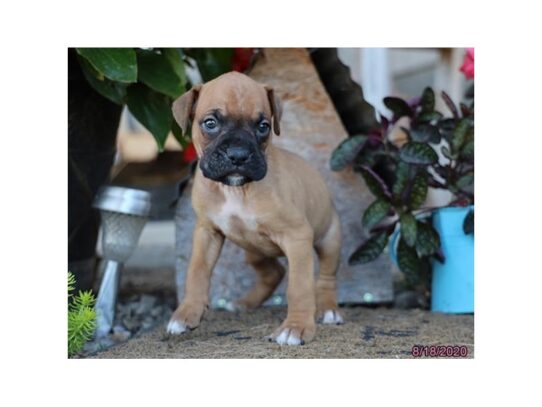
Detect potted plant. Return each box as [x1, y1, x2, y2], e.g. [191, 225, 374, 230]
[330, 73, 474, 313]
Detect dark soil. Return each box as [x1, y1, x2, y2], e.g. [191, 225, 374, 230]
[89, 306, 474, 359]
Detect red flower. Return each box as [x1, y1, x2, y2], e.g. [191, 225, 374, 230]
[232, 48, 253, 72]
[460, 48, 474, 79]
[182, 142, 197, 163]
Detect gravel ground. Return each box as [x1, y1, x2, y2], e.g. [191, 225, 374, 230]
[86, 304, 474, 359]
[80, 293, 176, 357]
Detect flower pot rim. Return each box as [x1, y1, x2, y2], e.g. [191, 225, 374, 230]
[435, 205, 474, 214]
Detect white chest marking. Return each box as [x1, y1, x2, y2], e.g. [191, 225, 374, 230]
[211, 191, 257, 233]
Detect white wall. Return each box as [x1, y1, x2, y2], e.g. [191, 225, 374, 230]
[337, 47, 469, 114]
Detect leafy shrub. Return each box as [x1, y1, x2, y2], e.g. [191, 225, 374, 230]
[331, 87, 474, 288]
[68, 272, 97, 357]
[75, 48, 234, 150]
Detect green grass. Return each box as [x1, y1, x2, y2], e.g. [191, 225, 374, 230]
[68, 272, 97, 357]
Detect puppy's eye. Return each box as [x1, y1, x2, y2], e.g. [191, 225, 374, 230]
[257, 121, 270, 135]
[203, 118, 218, 131]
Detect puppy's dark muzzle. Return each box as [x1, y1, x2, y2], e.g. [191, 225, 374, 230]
[199, 130, 267, 185]
[225, 146, 252, 166]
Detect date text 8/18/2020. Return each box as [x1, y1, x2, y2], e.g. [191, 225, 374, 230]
[411, 345, 469, 358]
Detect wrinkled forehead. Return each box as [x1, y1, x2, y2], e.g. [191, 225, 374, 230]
[195, 79, 271, 120]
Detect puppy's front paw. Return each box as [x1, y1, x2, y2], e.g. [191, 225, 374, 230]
[318, 309, 344, 325]
[166, 319, 188, 334]
[166, 302, 205, 335]
[267, 319, 316, 346]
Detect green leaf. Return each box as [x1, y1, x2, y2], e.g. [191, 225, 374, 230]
[68, 305, 96, 357]
[71, 290, 96, 310]
[400, 213, 417, 247]
[397, 238, 421, 283]
[416, 221, 440, 256]
[392, 161, 410, 199]
[362, 199, 392, 230]
[420, 87, 435, 114]
[349, 231, 389, 265]
[429, 129, 442, 144]
[77, 55, 127, 104]
[68, 272, 76, 295]
[137, 49, 186, 98]
[410, 124, 440, 143]
[76, 48, 137, 83]
[409, 171, 428, 209]
[359, 166, 392, 200]
[68, 272, 96, 357]
[463, 209, 474, 235]
[451, 118, 471, 154]
[399, 142, 438, 165]
[438, 118, 456, 144]
[456, 171, 474, 189]
[126, 84, 173, 151]
[330, 135, 368, 171]
[459, 128, 474, 161]
[162, 48, 188, 88]
[354, 146, 379, 168]
[356, 141, 387, 160]
[417, 111, 443, 123]
[186, 48, 233, 82]
[460, 139, 474, 161]
[383, 97, 412, 120]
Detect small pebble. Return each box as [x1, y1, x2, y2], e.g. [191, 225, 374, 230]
[79, 294, 175, 357]
[112, 325, 131, 342]
[136, 294, 157, 315]
[150, 306, 163, 317]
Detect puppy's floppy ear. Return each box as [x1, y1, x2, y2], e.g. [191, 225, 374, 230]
[264, 85, 282, 136]
[172, 85, 202, 135]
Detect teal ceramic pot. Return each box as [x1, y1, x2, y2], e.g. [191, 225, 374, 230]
[431, 206, 474, 313]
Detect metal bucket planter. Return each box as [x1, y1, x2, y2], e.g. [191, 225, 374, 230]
[431, 206, 474, 313]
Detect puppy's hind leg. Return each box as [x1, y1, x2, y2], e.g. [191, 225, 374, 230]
[315, 211, 344, 325]
[235, 251, 285, 310]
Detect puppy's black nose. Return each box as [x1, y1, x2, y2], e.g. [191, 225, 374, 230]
[226, 146, 250, 165]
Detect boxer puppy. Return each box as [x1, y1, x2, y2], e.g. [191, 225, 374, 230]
[167, 72, 342, 345]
